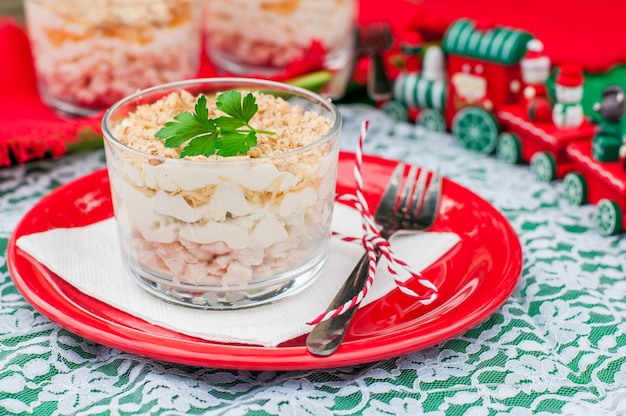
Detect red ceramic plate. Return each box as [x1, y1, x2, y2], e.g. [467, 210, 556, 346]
[7, 152, 522, 370]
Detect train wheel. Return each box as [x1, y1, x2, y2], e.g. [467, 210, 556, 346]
[451, 107, 499, 154]
[417, 109, 446, 133]
[530, 152, 556, 182]
[595, 199, 622, 236]
[381, 100, 409, 122]
[496, 132, 521, 164]
[563, 173, 587, 206]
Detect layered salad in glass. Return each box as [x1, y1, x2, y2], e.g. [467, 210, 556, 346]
[204, 0, 357, 75]
[24, 0, 202, 115]
[102, 78, 341, 308]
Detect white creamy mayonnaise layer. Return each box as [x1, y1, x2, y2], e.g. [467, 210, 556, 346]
[110, 156, 331, 250]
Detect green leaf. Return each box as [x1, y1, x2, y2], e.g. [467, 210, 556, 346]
[155, 100, 217, 150]
[216, 130, 258, 156]
[216, 90, 244, 120]
[181, 130, 220, 157]
[241, 92, 258, 123]
[194, 95, 209, 121]
[155, 90, 274, 158]
[216, 91, 258, 124]
[214, 116, 247, 131]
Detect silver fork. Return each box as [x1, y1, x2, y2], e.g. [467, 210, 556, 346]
[321, 22, 393, 101]
[306, 163, 442, 356]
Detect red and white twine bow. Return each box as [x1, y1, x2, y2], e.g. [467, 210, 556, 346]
[307, 121, 438, 326]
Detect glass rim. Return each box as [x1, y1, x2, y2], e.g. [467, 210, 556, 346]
[101, 77, 342, 164]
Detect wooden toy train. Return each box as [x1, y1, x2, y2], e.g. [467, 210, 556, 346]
[381, 19, 626, 236]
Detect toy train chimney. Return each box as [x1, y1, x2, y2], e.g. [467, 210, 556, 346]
[400, 32, 424, 73]
[422, 46, 445, 81]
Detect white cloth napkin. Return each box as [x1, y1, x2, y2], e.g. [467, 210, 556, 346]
[16, 203, 460, 347]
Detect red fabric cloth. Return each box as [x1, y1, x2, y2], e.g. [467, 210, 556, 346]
[0, 19, 103, 165]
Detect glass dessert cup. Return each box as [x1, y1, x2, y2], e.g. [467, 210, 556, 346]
[102, 78, 342, 309]
[24, 0, 202, 117]
[204, 0, 357, 76]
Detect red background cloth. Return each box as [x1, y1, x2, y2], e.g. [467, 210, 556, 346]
[407, 0, 626, 73]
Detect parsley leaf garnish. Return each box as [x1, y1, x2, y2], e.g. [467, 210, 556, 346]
[155, 91, 275, 158]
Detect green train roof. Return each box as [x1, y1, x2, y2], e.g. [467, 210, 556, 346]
[442, 19, 534, 65]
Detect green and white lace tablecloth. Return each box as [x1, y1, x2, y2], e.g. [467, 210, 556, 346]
[1, 105, 626, 415]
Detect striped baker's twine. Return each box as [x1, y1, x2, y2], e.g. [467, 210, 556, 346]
[307, 121, 438, 326]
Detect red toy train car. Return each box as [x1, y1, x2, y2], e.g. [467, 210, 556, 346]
[383, 19, 598, 182]
[382, 18, 626, 234]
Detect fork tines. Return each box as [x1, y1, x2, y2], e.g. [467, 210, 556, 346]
[359, 21, 393, 54]
[394, 166, 441, 228]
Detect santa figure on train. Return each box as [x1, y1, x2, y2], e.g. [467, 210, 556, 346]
[520, 39, 551, 122]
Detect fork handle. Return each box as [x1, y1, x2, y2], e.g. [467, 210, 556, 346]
[367, 53, 392, 102]
[306, 251, 372, 356]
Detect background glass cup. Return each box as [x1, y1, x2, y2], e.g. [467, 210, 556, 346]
[102, 78, 342, 309]
[23, 0, 202, 117]
[204, 0, 358, 76]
